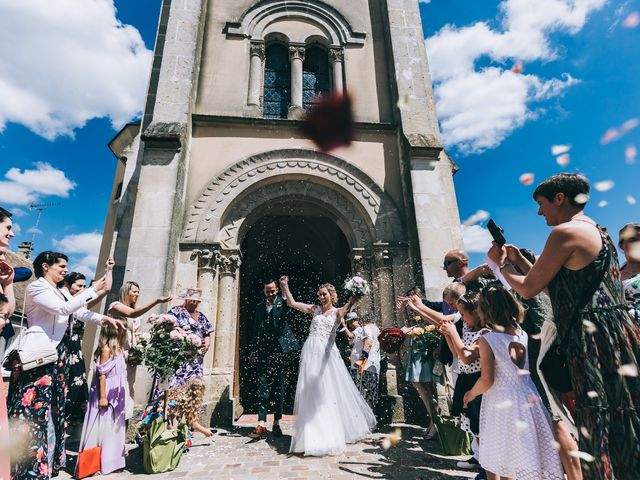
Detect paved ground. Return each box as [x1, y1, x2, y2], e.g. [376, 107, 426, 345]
[60, 416, 477, 480]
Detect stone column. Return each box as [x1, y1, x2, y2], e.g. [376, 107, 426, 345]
[191, 248, 221, 372]
[329, 47, 344, 93]
[247, 42, 265, 107]
[288, 45, 305, 119]
[213, 252, 241, 371]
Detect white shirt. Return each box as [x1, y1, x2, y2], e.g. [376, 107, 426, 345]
[349, 324, 381, 374]
[25, 277, 103, 343]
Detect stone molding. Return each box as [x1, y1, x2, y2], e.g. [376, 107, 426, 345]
[182, 149, 406, 248]
[288, 46, 306, 62]
[224, 0, 366, 47]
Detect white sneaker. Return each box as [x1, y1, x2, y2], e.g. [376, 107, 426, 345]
[456, 458, 480, 470]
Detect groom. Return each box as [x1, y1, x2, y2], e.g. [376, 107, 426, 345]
[248, 279, 299, 439]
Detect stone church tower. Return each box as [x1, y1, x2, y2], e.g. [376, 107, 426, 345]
[93, 0, 463, 424]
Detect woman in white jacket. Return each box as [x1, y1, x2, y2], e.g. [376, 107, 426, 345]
[4, 251, 120, 480]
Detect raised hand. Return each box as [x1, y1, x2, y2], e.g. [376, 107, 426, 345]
[93, 276, 107, 293]
[105, 256, 115, 271]
[0, 260, 14, 287]
[505, 244, 524, 264]
[157, 295, 172, 304]
[279, 275, 289, 289]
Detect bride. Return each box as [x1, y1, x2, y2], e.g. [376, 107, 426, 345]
[280, 276, 376, 456]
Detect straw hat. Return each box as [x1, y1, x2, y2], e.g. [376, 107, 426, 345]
[179, 287, 203, 302]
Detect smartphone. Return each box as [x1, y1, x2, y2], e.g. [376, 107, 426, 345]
[487, 219, 506, 246]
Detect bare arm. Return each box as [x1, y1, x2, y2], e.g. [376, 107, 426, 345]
[403, 296, 456, 327]
[439, 322, 480, 364]
[98, 347, 111, 408]
[109, 296, 172, 319]
[463, 337, 495, 406]
[462, 264, 491, 285]
[279, 276, 315, 314]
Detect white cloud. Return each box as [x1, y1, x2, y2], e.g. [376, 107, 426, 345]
[426, 0, 606, 153]
[53, 232, 103, 278]
[462, 225, 494, 253]
[0, 0, 152, 139]
[0, 162, 76, 206]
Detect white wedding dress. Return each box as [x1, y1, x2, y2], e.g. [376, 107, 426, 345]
[289, 306, 376, 456]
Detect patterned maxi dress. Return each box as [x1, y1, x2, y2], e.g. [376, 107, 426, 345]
[547, 226, 640, 479]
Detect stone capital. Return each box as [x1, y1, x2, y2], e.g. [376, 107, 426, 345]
[216, 251, 242, 275]
[289, 45, 306, 62]
[373, 243, 393, 269]
[249, 42, 265, 60]
[329, 47, 344, 64]
[350, 248, 372, 276]
[190, 248, 222, 269]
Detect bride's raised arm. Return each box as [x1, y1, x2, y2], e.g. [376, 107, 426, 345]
[337, 296, 357, 320]
[280, 276, 315, 314]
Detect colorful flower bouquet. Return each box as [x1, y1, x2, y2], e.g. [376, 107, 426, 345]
[343, 275, 371, 298]
[143, 314, 199, 382]
[406, 323, 441, 363]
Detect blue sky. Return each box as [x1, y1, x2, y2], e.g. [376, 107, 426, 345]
[0, 0, 638, 276]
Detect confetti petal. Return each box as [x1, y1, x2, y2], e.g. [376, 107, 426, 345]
[620, 118, 640, 134]
[600, 128, 619, 145]
[569, 450, 596, 462]
[626, 195, 636, 205]
[515, 420, 528, 432]
[625, 144, 637, 164]
[580, 427, 592, 440]
[511, 62, 523, 74]
[496, 400, 513, 410]
[594, 180, 614, 192]
[396, 94, 410, 110]
[551, 144, 571, 156]
[528, 394, 541, 404]
[494, 324, 506, 332]
[574, 193, 590, 205]
[519, 173, 535, 186]
[582, 320, 597, 334]
[551, 441, 561, 451]
[463, 210, 490, 226]
[598, 200, 608, 208]
[586, 390, 598, 398]
[517, 368, 530, 376]
[623, 11, 640, 29]
[300, 92, 354, 152]
[556, 153, 570, 167]
[618, 363, 638, 377]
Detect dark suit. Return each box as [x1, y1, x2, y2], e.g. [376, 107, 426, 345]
[251, 295, 298, 422]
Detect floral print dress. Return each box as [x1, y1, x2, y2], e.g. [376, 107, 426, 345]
[547, 226, 640, 479]
[65, 316, 88, 422]
[4, 331, 72, 479]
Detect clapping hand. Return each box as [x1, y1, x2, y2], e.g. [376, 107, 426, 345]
[0, 260, 14, 287]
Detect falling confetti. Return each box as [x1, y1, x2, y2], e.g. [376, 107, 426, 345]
[580, 427, 592, 440]
[511, 62, 523, 74]
[519, 173, 535, 186]
[594, 180, 615, 192]
[620, 118, 640, 135]
[530, 333, 542, 340]
[569, 450, 596, 462]
[300, 92, 354, 152]
[527, 394, 541, 404]
[396, 94, 410, 110]
[551, 441, 561, 451]
[556, 153, 570, 167]
[618, 363, 638, 377]
[551, 144, 571, 156]
[494, 324, 506, 332]
[623, 11, 640, 29]
[582, 320, 597, 334]
[586, 390, 598, 398]
[380, 428, 402, 450]
[627, 195, 637, 205]
[515, 420, 528, 433]
[598, 200, 608, 208]
[625, 145, 637, 164]
[517, 368, 530, 376]
[463, 209, 490, 226]
[600, 128, 620, 145]
[496, 399, 513, 410]
[574, 193, 590, 205]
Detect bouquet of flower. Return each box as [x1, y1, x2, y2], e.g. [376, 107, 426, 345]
[406, 323, 441, 363]
[143, 314, 199, 382]
[343, 275, 371, 298]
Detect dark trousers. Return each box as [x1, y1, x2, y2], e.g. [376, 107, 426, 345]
[256, 348, 285, 423]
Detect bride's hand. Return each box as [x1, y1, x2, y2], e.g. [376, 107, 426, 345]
[279, 275, 289, 289]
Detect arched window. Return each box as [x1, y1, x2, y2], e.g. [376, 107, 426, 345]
[263, 43, 291, 119]
[302, 46, 330, 110]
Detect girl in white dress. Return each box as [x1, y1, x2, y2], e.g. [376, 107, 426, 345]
[464, 286, 564, 480]
[280, 276, 376, 456]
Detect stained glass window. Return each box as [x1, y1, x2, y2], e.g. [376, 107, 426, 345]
[263, 43, 291, 119]
[302, 47, 330, 110]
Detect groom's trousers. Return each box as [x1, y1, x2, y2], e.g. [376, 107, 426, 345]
[256, 348, 285, 423]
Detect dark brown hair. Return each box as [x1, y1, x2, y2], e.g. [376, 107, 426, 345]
[533, 173, 590, 209]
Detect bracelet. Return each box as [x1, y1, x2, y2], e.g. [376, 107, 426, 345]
[360, 351, 369, 360]
[499, 261, 510, 271]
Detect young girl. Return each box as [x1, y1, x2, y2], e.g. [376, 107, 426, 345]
[78, 321, 128, 475]
[168, 377, 213, 438]
[345, 313, 381, 410]
[464, 286, 564, 480]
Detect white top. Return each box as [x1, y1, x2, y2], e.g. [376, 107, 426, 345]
[349, 324, 381, 374]
[25, 277, 102, 343]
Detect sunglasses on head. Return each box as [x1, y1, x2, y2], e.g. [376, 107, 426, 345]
[443, 258, 458, 268]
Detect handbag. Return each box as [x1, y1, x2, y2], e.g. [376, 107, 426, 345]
[76, 405, 114, 479]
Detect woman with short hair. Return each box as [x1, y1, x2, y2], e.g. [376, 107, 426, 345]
[618, 223, 640, 319]
[5, 251, 120, 479]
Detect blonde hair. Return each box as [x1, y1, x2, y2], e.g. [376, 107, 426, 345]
[168, 377, 206, 425]
[478, 286, 524, 330]
[318, 283, 338, 304]
[443, 282, 466, 301]
[119, 281, 140, 307]
[94, 320, 127, 359]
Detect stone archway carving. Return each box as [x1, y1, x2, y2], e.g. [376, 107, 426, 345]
[182, 149, 406, 247]
[225, 0, 366, 47]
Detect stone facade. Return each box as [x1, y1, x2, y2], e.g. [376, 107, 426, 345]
[95, 0, 463, 426]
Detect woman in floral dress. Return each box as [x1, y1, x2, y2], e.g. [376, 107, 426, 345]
[489, 174, 640, 479]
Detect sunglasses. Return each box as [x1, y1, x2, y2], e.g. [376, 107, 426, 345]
[443, 259, 459, 268]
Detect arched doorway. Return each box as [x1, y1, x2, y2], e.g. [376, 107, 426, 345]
[238, 212, 351, 414]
